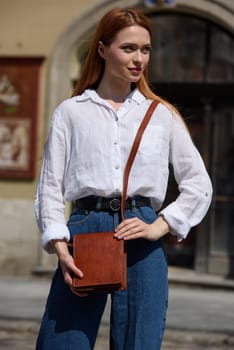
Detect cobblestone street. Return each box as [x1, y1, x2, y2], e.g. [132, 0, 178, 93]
[0, 320, 234, 350]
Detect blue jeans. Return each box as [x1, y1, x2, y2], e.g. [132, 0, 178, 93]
[36, 206, 168, 350]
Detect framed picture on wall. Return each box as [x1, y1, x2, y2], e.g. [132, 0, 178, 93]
[0, 57, 43, 179]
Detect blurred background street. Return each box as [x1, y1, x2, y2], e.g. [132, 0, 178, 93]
[0, 268, 234, 350]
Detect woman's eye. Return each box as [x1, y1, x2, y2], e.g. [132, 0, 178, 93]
[121, 45, 151, 54]
[122, 46, 134, 53]
[142, 46, 151, 54]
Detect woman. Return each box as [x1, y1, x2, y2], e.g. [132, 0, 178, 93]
[35, 7, 212, 350]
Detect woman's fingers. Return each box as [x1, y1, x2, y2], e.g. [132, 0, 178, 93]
[115, 216, 170, 241]
[115, 217, 150, 240]
[60, 254, 84, 295]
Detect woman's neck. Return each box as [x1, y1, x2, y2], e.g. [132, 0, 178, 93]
[96, 78, 132, 105]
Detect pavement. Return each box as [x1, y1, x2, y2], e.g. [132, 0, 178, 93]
[0, 267, 234, 349]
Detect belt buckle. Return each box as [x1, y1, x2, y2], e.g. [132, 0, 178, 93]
[109, 198, 121, 211]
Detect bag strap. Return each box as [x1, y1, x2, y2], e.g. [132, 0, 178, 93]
[121, 100, 159, 220]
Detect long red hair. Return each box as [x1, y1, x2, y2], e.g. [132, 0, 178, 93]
[72, 8, 178, 113]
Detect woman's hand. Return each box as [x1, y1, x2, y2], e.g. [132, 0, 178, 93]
[51, 240, 87, 296]
[114, 216, 169, 241]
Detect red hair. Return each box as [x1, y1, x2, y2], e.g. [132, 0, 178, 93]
[72, 8, 180, 114]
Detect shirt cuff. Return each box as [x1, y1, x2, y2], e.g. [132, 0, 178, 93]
[159, 202, 191, 242]
[41, 223, 70, 254]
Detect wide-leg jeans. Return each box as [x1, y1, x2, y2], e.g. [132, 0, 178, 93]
[36, 206, 168, 350]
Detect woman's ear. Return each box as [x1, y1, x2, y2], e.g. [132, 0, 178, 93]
[98, 41, 105, 59]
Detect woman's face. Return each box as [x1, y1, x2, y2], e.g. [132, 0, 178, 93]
[99, 25, 151, 85]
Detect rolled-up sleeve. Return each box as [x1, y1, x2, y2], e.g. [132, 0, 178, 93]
[34, 108, 70, 253]
[159, 112, 213, 241]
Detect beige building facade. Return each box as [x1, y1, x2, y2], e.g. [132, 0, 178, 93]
[0, 0, 233, 276]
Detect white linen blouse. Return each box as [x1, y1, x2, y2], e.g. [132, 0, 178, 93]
[34, 88, 213, 253]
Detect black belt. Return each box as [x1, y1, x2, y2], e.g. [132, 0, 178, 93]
[74, 196, 151, 212]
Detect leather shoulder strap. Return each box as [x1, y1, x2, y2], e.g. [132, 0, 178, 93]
[121, 100, 159, 220]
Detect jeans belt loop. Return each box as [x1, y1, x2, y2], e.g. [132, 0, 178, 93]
[96, 197, 102, 210]
[131, 198, 137, 213]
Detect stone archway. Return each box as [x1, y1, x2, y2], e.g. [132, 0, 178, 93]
[46, 0, 234, 123]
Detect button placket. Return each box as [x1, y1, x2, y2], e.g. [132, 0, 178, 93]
[112, 110, 122, 190]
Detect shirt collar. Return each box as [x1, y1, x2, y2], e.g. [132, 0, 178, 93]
[75, 88, 146, 105]
[127, 89, 146, 104]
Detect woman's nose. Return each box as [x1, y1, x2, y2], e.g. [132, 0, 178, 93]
[133, 50, 143, 63]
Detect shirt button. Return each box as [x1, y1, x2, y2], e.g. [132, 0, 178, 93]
[115, 165, 120, 170]
[114, 141, 118, 145]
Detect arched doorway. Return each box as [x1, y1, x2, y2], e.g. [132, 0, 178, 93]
[147, 12, 234, 274]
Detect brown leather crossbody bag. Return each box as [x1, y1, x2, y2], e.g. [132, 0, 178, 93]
[72, 100, 159, 293]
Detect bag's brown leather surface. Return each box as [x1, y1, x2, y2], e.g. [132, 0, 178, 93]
[72, 232, 127, 292]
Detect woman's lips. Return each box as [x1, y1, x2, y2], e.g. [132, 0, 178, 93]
[128, 67, 142, 75]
